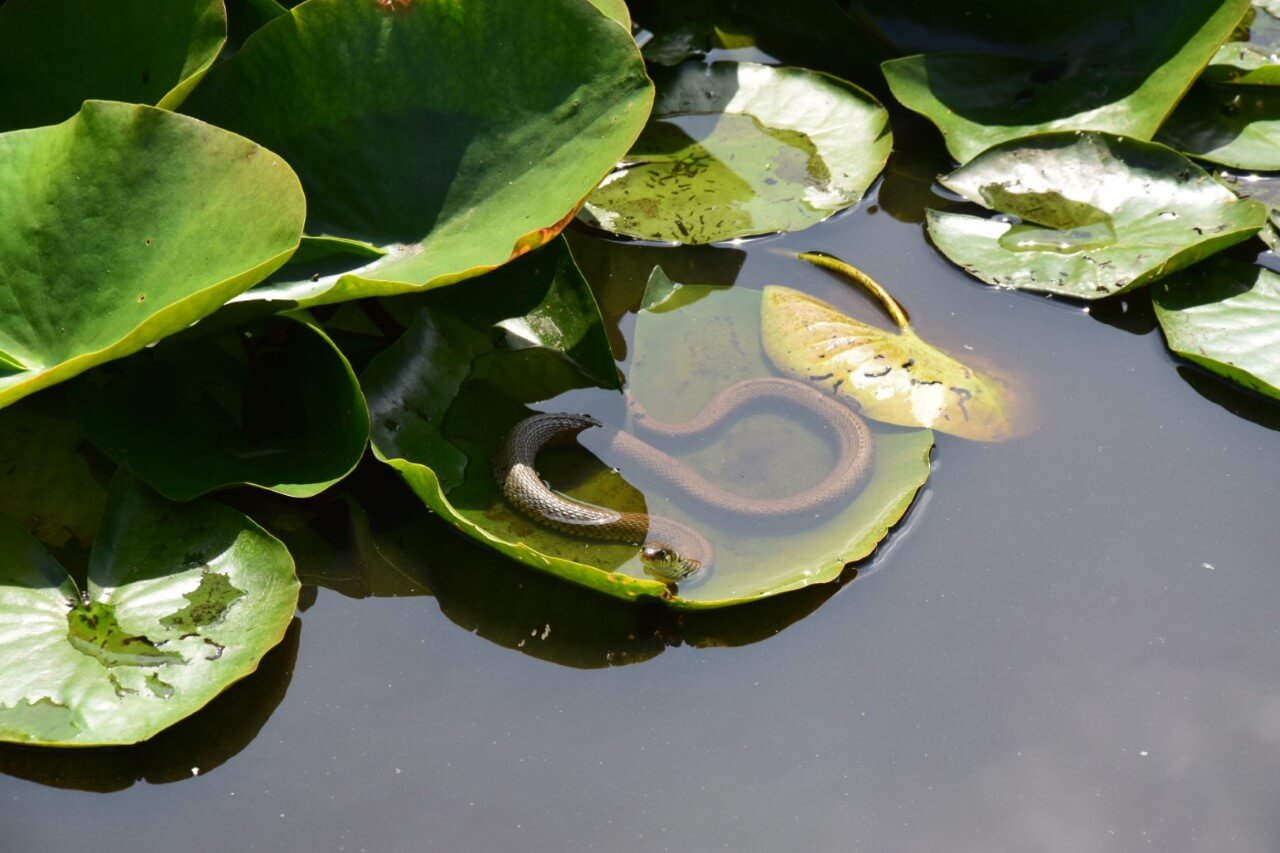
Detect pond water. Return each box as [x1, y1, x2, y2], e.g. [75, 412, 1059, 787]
[4, 119, 1280, 852]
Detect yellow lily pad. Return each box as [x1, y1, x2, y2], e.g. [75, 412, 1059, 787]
[761, 255, 1019, 441]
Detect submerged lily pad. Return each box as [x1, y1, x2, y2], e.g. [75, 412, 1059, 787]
[0, 100, 305, 409]
[185, 0, 652, 307]
[625, 274, 933, 605]
[926, 132, 1268, 299]
[881, 0, 1250, 162]
[580, 61, 891, 244]
[71, 317, 368, 501]
[1153, 258, 1280, 401]
[0, 0, 225, 131]
[1159, 84, 1280, 170]
[0, 473, 298, 746]
[761, 255, 1017, 441]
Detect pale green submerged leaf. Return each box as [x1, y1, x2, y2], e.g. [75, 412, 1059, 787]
[581, 61, 891, 244]
[625, 277, 933, 606]
[0, 473, 297, 747]
[71, 317, 369, 501]
[1153, 258, 1280, 401]
[0, 101, 305, 409]
[0, 0, 226, 130]
[926, 132, 1268, 299]
[881, 0, 1250, 162]
[185, 0, 652, 308]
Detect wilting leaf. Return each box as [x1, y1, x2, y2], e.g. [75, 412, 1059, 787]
[0, 101, 305, 410]
[880, 0, 1249, 162]
[760, 255, 1017, 441]
[926, 132, 1267, 299]
[71, 317, 368, 501]
[0, 0, 225, 131]
[184, 0, 652, 307]
[581, 61, 890, 244]
[0, 473, 297, 746]
[1153, 257, 1280, 401]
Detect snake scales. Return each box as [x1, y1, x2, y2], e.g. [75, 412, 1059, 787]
[494, 377, 874, 585]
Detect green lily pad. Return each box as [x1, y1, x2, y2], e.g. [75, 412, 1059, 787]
[0, 472, 298, 747]
[366, 244, 930, 607]
[587, 0, 630, 28]
[625, 273, 933, 605]
[881, 0, 1250, 162]
[70, 317, 368, 501]
[926, 132, 1268, 299]
[1159, 84, 1280, 169]
[0, 100, 305, 410]
[760, 255, 1018, 441]
[363, 239, 671, 604]
[630, 0, 893, 91]
[1152, 258, 1280, 401]
[184, 0, 652, 308]
[0, 0, 225, 131]
[0, 390, 108, 560]
[1203, 3, 1280, 86]
[580, 61, 891, 244]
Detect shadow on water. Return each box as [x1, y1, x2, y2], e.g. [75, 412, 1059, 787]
[246, 460, 865, 670]
[0, 618, 301, 793]
[1177, 365, 1280, 433]
[1087, 291, 1159, 335]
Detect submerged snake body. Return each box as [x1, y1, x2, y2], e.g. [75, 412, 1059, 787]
[494, 378, 874, 585]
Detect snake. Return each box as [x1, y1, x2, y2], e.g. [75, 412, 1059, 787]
[494, 377, 874, 586]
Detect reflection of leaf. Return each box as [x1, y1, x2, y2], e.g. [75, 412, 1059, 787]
[0, 473, 297, 746]
[762, 254, 1018, 441]
[184, 0, 652, 307]
[582, 61, 890, 244]
[926, 132, 1268, 299]
[1153, 258, 1280, 402]
[881, 0, 1249, 162]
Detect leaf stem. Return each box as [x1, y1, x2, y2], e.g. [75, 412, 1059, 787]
[797, 251, 911, 330]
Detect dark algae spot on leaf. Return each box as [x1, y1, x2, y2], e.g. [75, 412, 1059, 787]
[160, 572, 245, 633]
[67, 601, 184, 668]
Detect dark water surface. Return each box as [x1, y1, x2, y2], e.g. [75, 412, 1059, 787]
[4, 141, 1280, 852]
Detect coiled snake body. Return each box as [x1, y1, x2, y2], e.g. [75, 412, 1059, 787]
[494, 377, 874, 585]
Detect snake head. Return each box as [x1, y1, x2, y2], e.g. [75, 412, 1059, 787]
[641, 541, 705, 585]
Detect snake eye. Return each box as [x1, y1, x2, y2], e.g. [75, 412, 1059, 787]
[641, 542, 676, 565]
